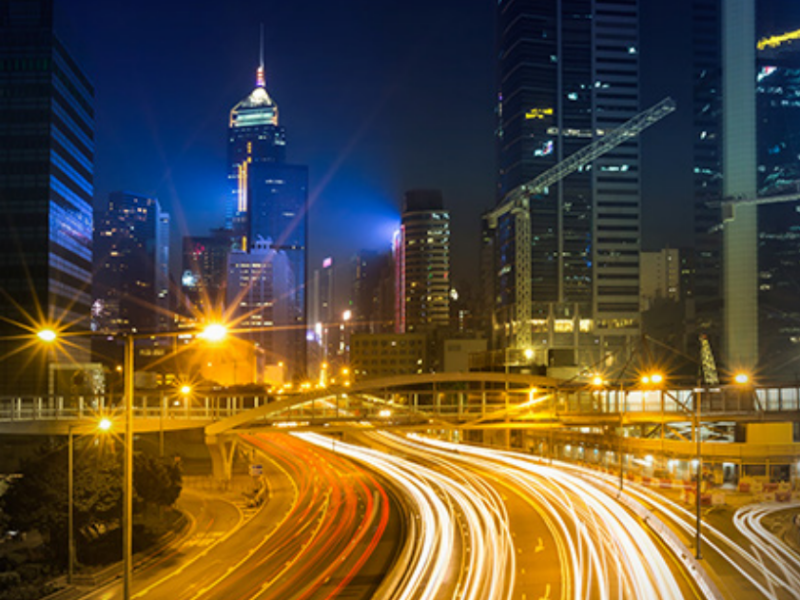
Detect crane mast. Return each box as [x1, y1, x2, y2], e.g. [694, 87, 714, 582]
[486, 97, 677, 349]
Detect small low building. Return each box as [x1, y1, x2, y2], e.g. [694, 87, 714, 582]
[350, 333, 428, 380]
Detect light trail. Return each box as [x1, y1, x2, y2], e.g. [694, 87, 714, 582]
[295, 432, 516, 600]
[733, 502, 800, 597]
[182, 432, 395, 600]
[536, 457, 800, 600]
[398, 433, 688, 600]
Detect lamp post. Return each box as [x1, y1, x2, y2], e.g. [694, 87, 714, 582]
[121, 323, 227, 599]
[123, 335, 134, 600]
[695, 382, 703, 560]
[37, 322, 227, 600]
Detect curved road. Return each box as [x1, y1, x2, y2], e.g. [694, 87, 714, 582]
[78, 432, 402, 600]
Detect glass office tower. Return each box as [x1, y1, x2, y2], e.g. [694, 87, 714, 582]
[0, 0, 94, 394]
[494, 0, 641, 368]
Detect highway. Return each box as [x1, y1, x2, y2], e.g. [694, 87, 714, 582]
[298, 431, 705, 599]
[72, 430, 799, 600]
[604, 477, 800, 600]
[78, 432, 400, 600]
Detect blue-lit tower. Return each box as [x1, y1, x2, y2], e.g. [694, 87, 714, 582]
[226, 32, 308, 379]
[227, 32, 286, 240]
[0, 0, 94, 395]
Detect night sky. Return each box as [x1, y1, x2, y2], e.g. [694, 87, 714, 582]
[56, 0, 496, 292]
[54, 1, 800, 296]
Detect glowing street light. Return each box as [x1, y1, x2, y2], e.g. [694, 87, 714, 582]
[180, 384, 192, 396]
[734, 372, 750, 385]
[641, 372, 664, 386]
[200, 323, 227, 343]
[37, 328, 58, 343]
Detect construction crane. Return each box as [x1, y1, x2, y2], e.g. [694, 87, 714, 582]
[716, 188, 800, 369]
[716, 189, 800, 222]
[485, 96, 677, 349]
[699, 334, 720, 386]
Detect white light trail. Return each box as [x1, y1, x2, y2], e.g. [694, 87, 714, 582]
[294, 432, 516, 600]
[405, 434, 687, 600]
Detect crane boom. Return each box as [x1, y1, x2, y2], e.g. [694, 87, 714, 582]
[486, 96, 677, 349]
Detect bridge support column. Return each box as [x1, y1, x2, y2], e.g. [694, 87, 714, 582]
[205, 434, 238, 483]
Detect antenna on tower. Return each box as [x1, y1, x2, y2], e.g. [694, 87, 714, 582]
[259, 23, 264, 70]
[256, 23, 266, 88]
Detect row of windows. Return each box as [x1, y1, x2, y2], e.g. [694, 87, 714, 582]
[0, 57, 50, 72]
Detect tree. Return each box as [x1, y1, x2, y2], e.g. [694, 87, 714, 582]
[133, 452, 182, 510]
[0, 441, 182, 565]
[1, 443, 121, 564]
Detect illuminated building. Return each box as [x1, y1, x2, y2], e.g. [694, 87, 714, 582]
[396, 190, 451, 334]
[226, 238, 293, 378]
[246, 162, 308, 377]
[0, 0, 94, 394]
[494, 0, 641, 369]
[93, 192, 170, 333]
[756, 13, 800, 378]
[308, 257, 335, 376]
[181, 228, 235, 314]
[226, 33, 309, 379]
[227, 34, 286, 238]
[690, 0, 723, 353]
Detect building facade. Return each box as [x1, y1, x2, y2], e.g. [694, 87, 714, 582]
[181, 228, 235, 316]
[227, 50, 285, 239]
[640, 248, 681, 311]
[93, 191, 170, 333]
[396, 190, 451, 334]
[494, 0, 642, 371]
[226, 238, 293, 380]
[756, 7, 800, 379]
[351, 249, 395, 334]
[226, 43, 309, 379]
[0, 0, 94, 394]
[350, 332, 428, 381]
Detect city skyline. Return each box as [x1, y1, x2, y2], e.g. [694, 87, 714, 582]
[56, 0, 497, 288]
[47, 0, 800, 293]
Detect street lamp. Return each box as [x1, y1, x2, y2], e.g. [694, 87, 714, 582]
[37, 329, 57, 343]
[39, 321, 228, 600]
[734, 372, 749, 385]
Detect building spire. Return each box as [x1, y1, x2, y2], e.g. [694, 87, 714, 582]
[256, 23, 265, 88]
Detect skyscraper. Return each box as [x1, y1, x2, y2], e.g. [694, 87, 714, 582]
[351, 249, 394, 334]
[227, 34, 286, 241]
[396, 190, 451, 333]
[226, 238, 294, 376]
[494, 0, 641, 368]
[226, 37, 308, 379]
[93, 191, 170, 333]
[0, 0, 94, 394]
[756, 6, 800, 378]
[181, 228, 234, 315]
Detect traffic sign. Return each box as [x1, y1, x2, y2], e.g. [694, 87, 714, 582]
[249, 464, 263, 477]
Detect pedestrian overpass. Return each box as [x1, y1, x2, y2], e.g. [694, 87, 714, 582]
[2, 372, 799, 481]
